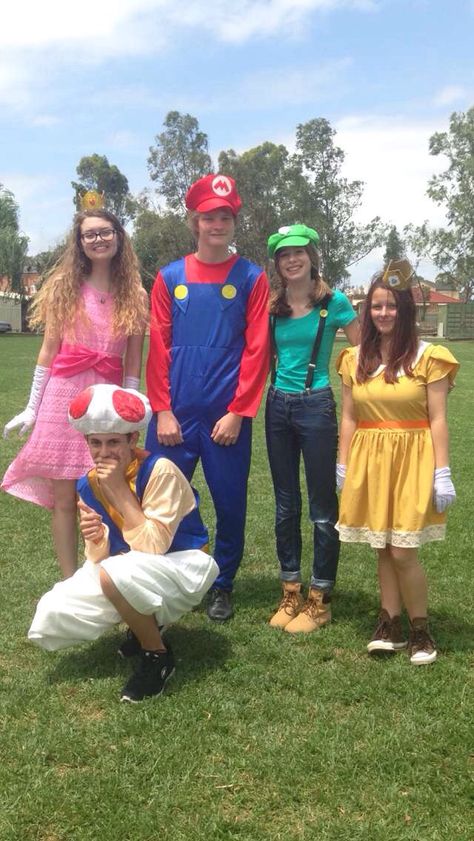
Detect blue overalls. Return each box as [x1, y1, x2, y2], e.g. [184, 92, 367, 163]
[146, 257, 261, 591]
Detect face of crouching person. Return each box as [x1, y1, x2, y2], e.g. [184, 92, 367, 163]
[86, 431, 139, 482]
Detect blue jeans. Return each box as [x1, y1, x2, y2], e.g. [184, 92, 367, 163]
[265, 385, 340, 592]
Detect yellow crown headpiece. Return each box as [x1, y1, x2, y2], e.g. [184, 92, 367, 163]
[382, 259, 414, 291]
[80, 190, 105, 212]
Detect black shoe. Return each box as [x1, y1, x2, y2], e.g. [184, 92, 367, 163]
[117, 628, 141, 659]
[120, 645, 175, 703]
[207, 588, 233, 621]
[118, 626, 168, 659]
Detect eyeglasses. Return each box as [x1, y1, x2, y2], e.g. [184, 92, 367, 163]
[81, 228, 116, 243]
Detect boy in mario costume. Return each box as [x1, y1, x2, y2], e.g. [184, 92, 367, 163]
[28, 384, 218, 703]
[146, 174, 269, 621]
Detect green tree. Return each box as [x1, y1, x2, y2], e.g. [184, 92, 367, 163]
[383, 225, 405, 263]
[295, 118, 387, 287]
[132, 204, 193, 292]
[148, 112, 212, 212]
[0, 184, 29, 294]
[30, 241, 67, 278]
[406, 108, 474, 301]
[218, 142, 308, 267]
[72, 154, 136, 224]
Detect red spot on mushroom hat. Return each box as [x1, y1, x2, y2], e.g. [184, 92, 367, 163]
[68, 384, 152, 434]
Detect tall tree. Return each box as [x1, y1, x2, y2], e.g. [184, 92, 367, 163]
[218, 142, 308, 267]
[383, 226, 406, 263]
[295, 118, 387, 287]
[148, 112, 212, 212]
[72, 154, 136, 224]
[427, 108, 474, 301]
[406, 108, 474, 301]
[0, 184, 29, 294]
[30, 241, 67, 278]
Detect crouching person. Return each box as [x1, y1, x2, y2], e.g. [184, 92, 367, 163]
[28, 384, 218, 703]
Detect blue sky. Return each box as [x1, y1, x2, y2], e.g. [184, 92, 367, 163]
[1, 0, 473, 284]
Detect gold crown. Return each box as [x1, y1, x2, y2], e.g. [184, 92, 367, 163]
[382, 259, 414, 290]
[80, 190, 105, 211]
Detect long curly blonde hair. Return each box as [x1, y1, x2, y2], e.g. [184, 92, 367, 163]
[29, 210, 148, 336]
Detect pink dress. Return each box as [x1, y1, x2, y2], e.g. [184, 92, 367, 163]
[2, 284, 127, 509]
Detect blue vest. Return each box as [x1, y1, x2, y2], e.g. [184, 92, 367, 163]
[76, 454, 207, 557]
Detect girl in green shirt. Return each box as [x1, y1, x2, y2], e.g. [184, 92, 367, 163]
[265, 224, 359, 633]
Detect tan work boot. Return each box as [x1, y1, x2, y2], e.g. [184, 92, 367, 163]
[269, 582, 304, 629]
[284, 588, 331, 634]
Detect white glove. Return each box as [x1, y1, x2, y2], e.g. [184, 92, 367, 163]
[336, 463, 347, 492]
[433, 467, 456, 513]
[123, 376, 140, 391]
[3, 365, 51, 438]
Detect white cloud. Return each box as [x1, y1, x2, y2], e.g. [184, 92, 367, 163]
[1, 1, 160, 50]
[433, 85, 468, 107]
[179, 0, 378, 44]
[336, 115, 447, 229]
[174, 57, 352, 116]
[0, 56, 36, 108]
[30, 115, 61, 127]
[0, 172, 53, 206]
[230, 58, 352, 108]
[2, 1, 378, 49]
[0, 0, 378, 113]
[333, 116, 449, 284]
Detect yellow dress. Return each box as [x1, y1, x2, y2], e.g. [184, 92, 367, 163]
[336, 342, 459, 548]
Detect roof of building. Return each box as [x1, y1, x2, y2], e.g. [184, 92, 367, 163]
[411, 287, 459, 304]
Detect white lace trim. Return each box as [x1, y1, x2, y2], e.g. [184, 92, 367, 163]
[337, 523, 445, 548]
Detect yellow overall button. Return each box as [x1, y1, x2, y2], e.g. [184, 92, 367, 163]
[222, 284, 237, 300]
[174, 284, 188, 300]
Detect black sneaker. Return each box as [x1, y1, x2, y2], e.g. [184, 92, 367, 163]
[120, 645, 175, 703]
[117, 626, 168, 659]
[207, 588, 233, 621]
[117, 628, 141, 659]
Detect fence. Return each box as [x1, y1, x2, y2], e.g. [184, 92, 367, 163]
[442, 303, 474, 340]
[0, 297, 22, 332]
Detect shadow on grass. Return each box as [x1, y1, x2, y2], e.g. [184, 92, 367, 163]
[46, 626, 232, 686]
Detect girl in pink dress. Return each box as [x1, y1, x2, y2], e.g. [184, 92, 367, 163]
[2, 208, 148, 578]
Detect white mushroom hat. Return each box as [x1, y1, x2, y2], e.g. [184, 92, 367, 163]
[68, 384, 151, 434]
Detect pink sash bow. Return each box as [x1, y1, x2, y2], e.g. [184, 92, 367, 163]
[51, 343, 123, 384]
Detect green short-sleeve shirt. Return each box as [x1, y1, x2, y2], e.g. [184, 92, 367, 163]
[273, 289, 356, 392]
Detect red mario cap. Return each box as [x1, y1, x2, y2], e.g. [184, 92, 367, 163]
[185, 174, 242, 215]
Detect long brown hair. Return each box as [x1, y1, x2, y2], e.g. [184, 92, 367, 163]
[357, 275, 418, 383]
[269, 243, 332, 316]
[29, 209, 148, 336]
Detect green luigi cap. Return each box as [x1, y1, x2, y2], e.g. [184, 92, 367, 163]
[267, 224, 320, 259]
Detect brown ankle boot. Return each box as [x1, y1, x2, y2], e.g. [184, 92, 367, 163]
[285, 588, 332, 634]
[269, 582, 304, 629]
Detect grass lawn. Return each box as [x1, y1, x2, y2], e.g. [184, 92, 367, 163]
[0, 335, 472, 841]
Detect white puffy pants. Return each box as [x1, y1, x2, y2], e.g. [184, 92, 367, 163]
[28, 549, 219, 651]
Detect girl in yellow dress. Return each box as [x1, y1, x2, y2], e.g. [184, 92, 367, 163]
[336, 260, 459, 664]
